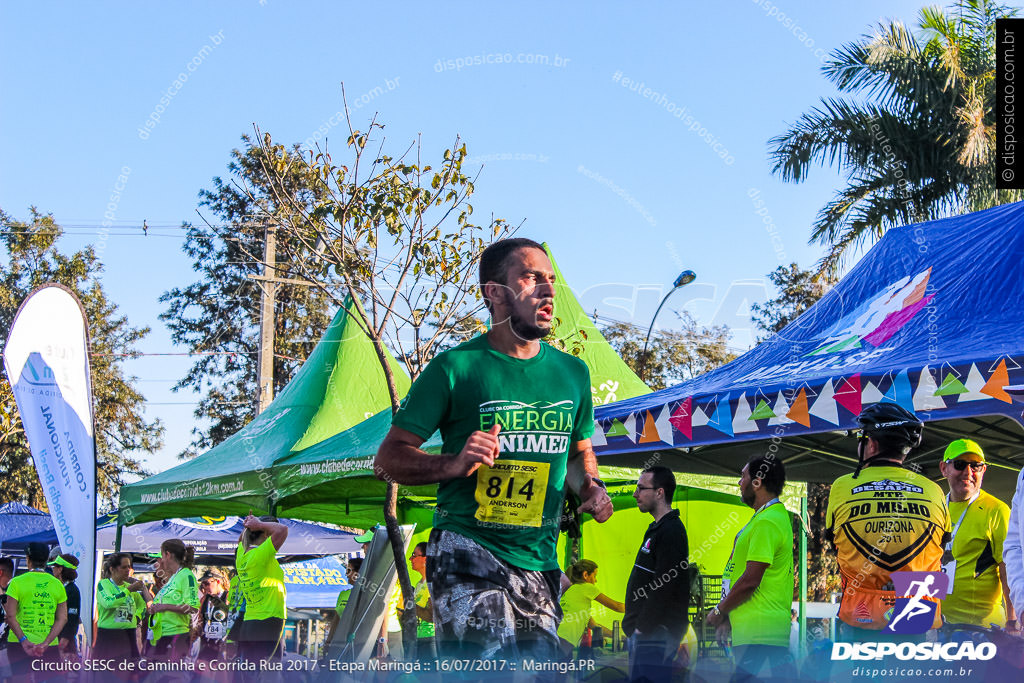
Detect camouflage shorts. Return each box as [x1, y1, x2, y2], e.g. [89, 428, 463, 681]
[426, 528, 562, 662]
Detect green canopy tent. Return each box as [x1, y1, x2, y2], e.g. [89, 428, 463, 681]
[266, 244, 655, 524]
[118, 299, 409, 525]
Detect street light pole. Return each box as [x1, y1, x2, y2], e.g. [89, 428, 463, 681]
[639, 270, 696, 383]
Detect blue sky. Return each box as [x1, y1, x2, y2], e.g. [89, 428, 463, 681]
[1, 0, 929, 474]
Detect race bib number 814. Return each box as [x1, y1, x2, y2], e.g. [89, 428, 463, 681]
[474, 459, 550, 528]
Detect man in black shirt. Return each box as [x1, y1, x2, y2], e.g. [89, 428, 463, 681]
[49, 554, 81, 660]
[624, 466, 689, 683]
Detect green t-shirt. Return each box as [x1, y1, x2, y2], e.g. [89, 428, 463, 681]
[6, 571, 67, 646]
[335, 587, 352, 616]
[943, 489, 1010, 627]
[557, 582, 600, 647]
[393, 334, 594, 571]
[151, 568, 200, 642]
[236, 538, 286, 620]
[414, 579, 435, 638]
[723, 502, 794, 647]
[96, 578, 139, 630]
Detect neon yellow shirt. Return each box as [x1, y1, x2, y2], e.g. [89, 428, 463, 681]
[96, 578, 138, 630]
[724, 503, 793, 647]
[236, 538, 285, 621]
[557, 582, 600, 647]
[6, 571, 67, 646]
[943, 489, 1010, 627]
[151, 568, 200, 642]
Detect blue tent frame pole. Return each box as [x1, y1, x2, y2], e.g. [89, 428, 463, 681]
[799, 493, 808, 655]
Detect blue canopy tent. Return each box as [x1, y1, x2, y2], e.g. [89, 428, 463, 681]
[2, 513, 361, 561]
[592, 202, 1024, 501]
[0, 502, 52, 546]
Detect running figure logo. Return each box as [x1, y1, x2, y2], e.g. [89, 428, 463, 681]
[885, 571, 949, 634]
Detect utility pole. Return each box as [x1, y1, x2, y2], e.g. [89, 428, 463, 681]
[255, 222, 276, 414]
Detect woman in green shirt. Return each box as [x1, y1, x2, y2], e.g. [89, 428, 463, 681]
[235, 514, 288, 665]
[148, 539, 200, 662]
[95, 553, 152, 663]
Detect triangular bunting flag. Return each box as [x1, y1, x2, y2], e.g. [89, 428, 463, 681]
[989, 356, 1021, 373]
[934, 373, 968, 397]
[691, 406, 710, 428]
[605, 419, 629, 438]
[862, 381, 884, 405]
[670, 398, 693, 440]
[623, 414, 638, 443]
[786, 388, 811, 427]
[750, 399, 776, 420]
[981, 359, 1012, 403]
[655, 406, 674, 445]
[590, 420, 607, 447]
[881, 369, 913, 412]
[732, 392, 759, 434]
[958, 364, 991, 402]
[939, 362, 961, 380]
[809, 379, 839, 425]
[708, 394, 734, 437]
[913, 367, 945, 411]
[639, 412, 660, 444]
[768, 392, 793, 426]
[834, 374, 862, 415]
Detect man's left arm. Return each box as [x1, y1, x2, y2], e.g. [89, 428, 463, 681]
[566, 440, 613, 523]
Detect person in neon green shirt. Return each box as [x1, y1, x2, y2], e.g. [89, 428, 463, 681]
[235, 513, 288, 665]
[938, 439, 1017, 630]
[557, 559, 624, 656]
[95, 552, 153, 663]
[148, 539, 200, 662]
[5, 542, 67, 678]
[706, 455, 795, 683]
[325, 557, 361, 653]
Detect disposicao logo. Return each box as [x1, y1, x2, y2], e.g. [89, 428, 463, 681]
[832, 571, 997, 662]
[885, 571, 948, 634]
[808, 268, 934, 357]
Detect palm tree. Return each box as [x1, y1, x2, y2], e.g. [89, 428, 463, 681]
[770, 0, 1021, 275]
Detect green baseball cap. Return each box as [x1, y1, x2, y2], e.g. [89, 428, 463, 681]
[942, 438, 985, 463]
[354, 528, 377, 543]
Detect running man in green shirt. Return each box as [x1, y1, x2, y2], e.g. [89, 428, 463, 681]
[5, 542, 67, 680]
[706, 455, 795, 683]
[375, 238, 613, 663]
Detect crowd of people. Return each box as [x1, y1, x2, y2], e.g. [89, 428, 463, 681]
[0, 513, 290, 682]
[2, 238, 1024, 683]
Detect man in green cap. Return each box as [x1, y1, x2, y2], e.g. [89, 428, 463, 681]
[939, 438, 1017, 631]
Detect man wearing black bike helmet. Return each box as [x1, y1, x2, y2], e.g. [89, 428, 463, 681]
[826, 403, 951, 638]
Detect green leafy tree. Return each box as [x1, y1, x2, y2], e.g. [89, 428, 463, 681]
[0, 208, 163, 507]
[750, 263, 836, 341]
[159, 137, 336, 457]
[602, 312, 737, 390]
[771, 0, 1021, 275]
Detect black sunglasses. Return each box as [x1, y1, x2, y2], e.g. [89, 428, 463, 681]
[951, 460, 984, 472]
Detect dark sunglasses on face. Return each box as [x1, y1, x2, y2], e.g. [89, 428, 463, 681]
[951, 460, 984, 472]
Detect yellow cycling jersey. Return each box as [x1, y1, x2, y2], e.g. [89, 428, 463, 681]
[827, 465, 951, 629]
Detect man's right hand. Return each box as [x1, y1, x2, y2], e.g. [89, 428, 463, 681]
[451, 424, 501, 477]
